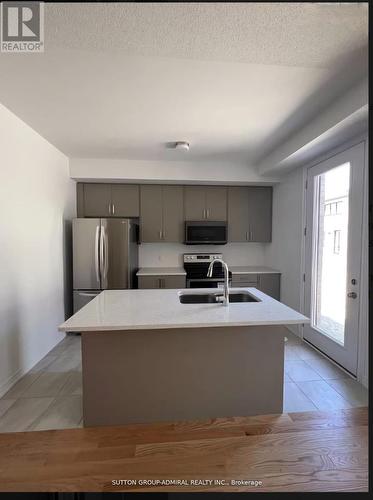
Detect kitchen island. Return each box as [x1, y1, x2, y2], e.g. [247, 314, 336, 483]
[59, 288, 308, 427]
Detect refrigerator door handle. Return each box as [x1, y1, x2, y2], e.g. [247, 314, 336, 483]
[100, 224, 109, 288]
[95, 225, 101, 285]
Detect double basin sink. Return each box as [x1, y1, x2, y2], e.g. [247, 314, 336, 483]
[179, 290, 260, 304]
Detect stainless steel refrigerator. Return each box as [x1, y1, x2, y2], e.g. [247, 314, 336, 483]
[72, 218, 139, 313]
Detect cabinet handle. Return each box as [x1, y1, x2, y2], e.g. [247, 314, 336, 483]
[250, 230, 253, 240]
[108, 203, 112, 215]
[203, 209, 206, 219]
[159, 230, 162, 240]
[162, 230, 166, 240]
[112, 203, 115, 215]
[246, 231, 248, 241]
[206, 208, 210, 219]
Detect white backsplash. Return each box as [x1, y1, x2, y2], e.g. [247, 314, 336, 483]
[139, 243, 267, 268]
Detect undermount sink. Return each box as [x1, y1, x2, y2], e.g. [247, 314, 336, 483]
[179, 291, 260, 304]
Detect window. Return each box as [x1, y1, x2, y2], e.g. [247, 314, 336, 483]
[333, 230, 341, 254]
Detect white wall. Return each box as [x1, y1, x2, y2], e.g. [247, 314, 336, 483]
[140, 243, 267, 268]
[69, 158, 280, 185]
[0, 103, 76, 397]
[264, 167, 305, 336]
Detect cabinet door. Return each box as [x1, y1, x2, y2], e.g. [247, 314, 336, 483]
[163, 276, 186, 289]
[138, 276, 162, 289]
[257, 274, 280, 300]
[162, 185, 184, 242]
[247, 187, 272, 242]
[227, 187, 249, 241]
[205, 186, 227, 220]
[140, 185, 163, 242]
[111, 184, 139, 217]
[184, 186, 206, 220]
[83, 184, 111, 217]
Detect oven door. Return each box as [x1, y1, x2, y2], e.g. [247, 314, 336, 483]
[185, 221, 227, 245]
[187, 278, 231, 289]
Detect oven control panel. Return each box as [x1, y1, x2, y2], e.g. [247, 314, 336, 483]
[183, 253, 223, 263]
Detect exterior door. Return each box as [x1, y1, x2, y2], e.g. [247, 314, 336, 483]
[304, 142, 365, 375]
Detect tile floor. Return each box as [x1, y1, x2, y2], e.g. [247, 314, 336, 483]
[0, 331, 368, 433]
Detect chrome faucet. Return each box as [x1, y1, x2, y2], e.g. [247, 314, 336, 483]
[207, 258, 229, 306]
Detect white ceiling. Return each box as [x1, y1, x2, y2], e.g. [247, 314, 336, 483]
[0, 2, 368, 163]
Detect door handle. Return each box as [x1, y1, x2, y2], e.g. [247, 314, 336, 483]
[95, 225, 100, 284]
[347, 292, 357, 299]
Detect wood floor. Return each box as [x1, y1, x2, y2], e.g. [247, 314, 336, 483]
[0, 406, 367, 492]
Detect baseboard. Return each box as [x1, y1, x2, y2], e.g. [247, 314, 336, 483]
[0, 334, 66, 398]
[285, 325, 302, 339]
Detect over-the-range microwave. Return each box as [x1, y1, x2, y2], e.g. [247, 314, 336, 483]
[184, 221, 227, 245]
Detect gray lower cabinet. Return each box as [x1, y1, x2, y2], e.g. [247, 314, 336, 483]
[77, 183, 139, 217]
[138, 275, 186, 289]
[140, 185, 184, 243]
[228, 186, 272, 242]
[231, 273, 280, 300]
[184, 186, 227, 221]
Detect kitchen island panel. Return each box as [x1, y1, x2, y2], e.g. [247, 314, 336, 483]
[81, 325, 285, 427]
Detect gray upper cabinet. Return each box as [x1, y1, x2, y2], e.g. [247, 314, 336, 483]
[228, 186, 272, 242]
[77, 183, 139, 217]
[184, 186, 227, 221]
[140, 185, 163, 242]
[140, 185, 184, 243]
[77, 183, 271, 242]
[205, 186, 227, 220]
[247, 187, 272, 242]
[228, 187, 250, 242]
[80, 183, 112, 217]
[184, 186, 206, 220]
[162, 185, 184, 242]
[111, 184, 140, 217]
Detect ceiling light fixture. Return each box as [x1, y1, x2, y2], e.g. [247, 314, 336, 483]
[174, 141, 190, 151]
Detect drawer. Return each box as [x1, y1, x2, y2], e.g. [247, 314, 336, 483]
[138, 275, 186, 289]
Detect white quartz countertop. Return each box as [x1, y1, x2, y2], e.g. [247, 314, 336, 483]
[137, 267, 186, 276]
[230, 266, 281, 274]
[59, 288, 308, 332]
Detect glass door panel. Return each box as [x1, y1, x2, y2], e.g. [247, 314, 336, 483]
[312, 163, 350, 346]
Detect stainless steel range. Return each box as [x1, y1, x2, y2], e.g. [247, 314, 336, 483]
[183, 253, 232, 289]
